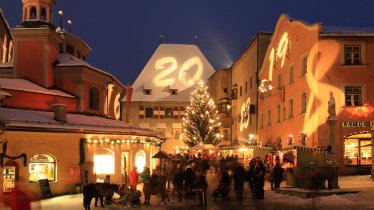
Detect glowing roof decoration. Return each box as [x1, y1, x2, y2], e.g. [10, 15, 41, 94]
[130, 44, 215, 102]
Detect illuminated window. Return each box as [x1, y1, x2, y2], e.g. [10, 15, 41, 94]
[135, 150, 146, 173]
[288, 99, 294, 119]
[29, 154, 56, 183]
[260, 113, 263, 128]
[89, 87, 100, 111]
[301, 55, 308, 75]
[121, 152, 129, 175]
[345, 86, 362, 106]
[277, 105, 281, 123]
[94, 149, 114, 174]
[267, 110, 271, 125]
[165, 108, 174, 118]
[218, 103, 230, 114]
[344, 45, 361, 65]
[344, 139, 371, 165]
[301, 92, 307, 114]
[145, 107, 153, 118]
[288, 65, 294, 84]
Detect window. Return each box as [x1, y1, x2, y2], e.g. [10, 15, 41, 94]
[94, 149, 114, 175]
[250, 77, 253, 89]
[145, 107, 153, 118]
[288, 99, 294, 119]
[277, 105, 281, 123]
[301, 55, 308, 75]
[165, 108, 174, 118]
[218, 103, 231, 114]
[344, 45, 361, 65]
[288, 65, 294, 84]
[89, 87, 100, 111]
[239, 86, 242, 97]
[223, 129, 229, 140]
[345, 86, 362, 106]
[30, 7, 36, 19]
[267, 110, 271, 125]
[301, 92, 307, 114]
[344, 139, 371, 165]
[143, 89, 152, 95]
[245, 82, 248, 93]
[29, 154, 56, 183]
[277, 74, 282, 89]
[260, 113, 263, 128]
[135, 150, 146, 173]
[231, 87, 238, 100]
[169, 89, 178, 95]
[40, 7, 46, 21]
[283, 107, 286, 121]
[287, 39, 292, 54]
[223, 88, 228, 93]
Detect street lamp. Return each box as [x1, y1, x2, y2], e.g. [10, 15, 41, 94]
[67, 19, 72, 33]
[58, 10, 63, 29]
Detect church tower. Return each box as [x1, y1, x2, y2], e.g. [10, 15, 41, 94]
[22, 0, 55, 23]
[11, 0, 62, 88]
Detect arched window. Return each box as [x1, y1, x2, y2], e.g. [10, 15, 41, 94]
[135, 150, 146, 173]
[94, 148, 114, 175]
[29, 154, 56, 182]
[30, 7, 37, 19]
[40, 7, 46, 21]
[89, 87, 100, 111]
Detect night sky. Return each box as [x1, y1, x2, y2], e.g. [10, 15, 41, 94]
[1, 0, 374, 85]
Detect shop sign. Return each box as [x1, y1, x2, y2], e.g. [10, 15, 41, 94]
[342, 121, 374, 127]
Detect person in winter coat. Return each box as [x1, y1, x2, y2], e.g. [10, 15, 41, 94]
[184, 165, 195, 199]
[233, 161, 246, 200]
[253, 158, 266, 199]
[173, 164, 185, 202]
[141, 167, 151, 204]
[273, 156, 284, 189]
[248, 158, 256, 197]
[195, 171, 208, 207]
[130, 166, 139, 189]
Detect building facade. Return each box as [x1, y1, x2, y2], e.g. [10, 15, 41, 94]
[0, 0, 164, 197]
[257, 14, 374, 174]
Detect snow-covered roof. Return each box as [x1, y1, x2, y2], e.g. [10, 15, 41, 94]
[0, 107, 165, 139]
[56, 53, 124, 88]
[129, 44, 215, 102]
[0, 78, 75, 98]
[321, 26, 374, 36]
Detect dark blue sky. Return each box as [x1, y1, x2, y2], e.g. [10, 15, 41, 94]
[1, 0, 374, 85]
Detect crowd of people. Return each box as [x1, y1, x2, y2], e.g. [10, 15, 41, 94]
[129, 152, 285, 206]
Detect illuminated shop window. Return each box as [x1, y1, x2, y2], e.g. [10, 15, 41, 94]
[301, 92, 307, 114]
[301, 55, 308, 76]
[94, 149, 114, 174]
[345, 86, 362, 106]
[145, 107, 154, 118]
[29, 154, 56, 183]
[288, 65, 294, 84]
[135, 150, 146, 173]
[344, 139, 371, 165]
[344, 45, 361, 65]
[165, 108, 174, 118]
[89, 87, 100, 110]
[288, 99, 294, 119]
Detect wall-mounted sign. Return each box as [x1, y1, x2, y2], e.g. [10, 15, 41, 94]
[342, 121, 374, 127]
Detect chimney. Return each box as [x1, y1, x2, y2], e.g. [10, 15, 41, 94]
[52, 104, 68, 123]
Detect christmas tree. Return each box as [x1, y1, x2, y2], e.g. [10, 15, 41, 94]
[182, 80, 221, 147]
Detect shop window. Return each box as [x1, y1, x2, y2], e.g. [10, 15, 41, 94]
[344, 45, 361, 65]
[3, 160, 18, 192]
[165, 108, 174, 118]
[145, 107, 153, 118]
[345, 86, 362, 106]
[135, 150, 146, 173]
[94, 149, 114, 175]
[89, 87, 100, 111]
[29, 154, 56, 183]
[344, 139, 372, 165]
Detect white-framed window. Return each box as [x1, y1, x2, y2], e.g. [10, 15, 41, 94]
[29, 154, 56, 183]
[301, 55, 308, 76]
[301, 92, 307, 114]
[288, 99, 294, 119]
[288, 64, 294, 84]
[344, 45, 361, 65]
[345, 86, 362, 106]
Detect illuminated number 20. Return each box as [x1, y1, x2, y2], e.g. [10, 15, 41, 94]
[153, 56, 203, 87]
